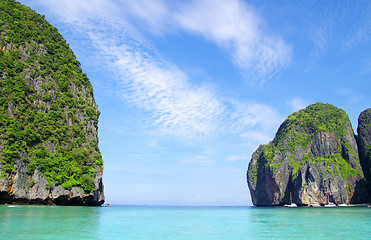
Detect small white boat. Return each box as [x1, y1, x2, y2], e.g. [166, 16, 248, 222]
[324, 192, 336, 207]
[309, 203, 321, 207]
[287, 193, 297, 208]
[325, 202, 336, 207]
[338, 203, 349, 207]
[287, 203, 297, 208]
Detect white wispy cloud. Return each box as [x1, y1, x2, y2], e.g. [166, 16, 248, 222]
[227, 100, 282, 145]
[239, 130, 272, 145]
[118, 0, 292, 85]
[336, 88, 362, 105]
[229, 101, 281, 131]
[89, 26, 226, 139]
[176, 0, 291, 84]
[287, 97, 309, 112]
[31, 0, 281, 141]
[118, 0, 172, 35]
[35, 0, 114, 22]
[303, 1, 371, 69]
[225, 155, 249, 162]
[181, 155, 215, 165]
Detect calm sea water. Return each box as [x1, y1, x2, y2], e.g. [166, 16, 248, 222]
[1, 205, 370, 240]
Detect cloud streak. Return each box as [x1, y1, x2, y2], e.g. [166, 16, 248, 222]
[174, 0, 291, 84]
[32, 0, 282, 141]
[84, 23, 226, 139]
[120, 0, 292, 85]
[302, 1, 371, 69]
[287, 97, 309, 112]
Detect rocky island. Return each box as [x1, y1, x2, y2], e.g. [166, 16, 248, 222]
[357, 108, 371, 200]
[247, 103, 370, 206]
[0, 0, 104, 205]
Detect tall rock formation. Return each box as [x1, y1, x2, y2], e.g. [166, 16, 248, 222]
[247, 103, 367, 206]
[357, 108, 371, 201]
[0, 0, 104, 205]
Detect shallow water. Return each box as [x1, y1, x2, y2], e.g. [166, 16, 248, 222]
[1, 205, 370, 239]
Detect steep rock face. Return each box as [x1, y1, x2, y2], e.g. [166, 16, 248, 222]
[0, 0, 104, 205]
[247, 103, 367, 206]
[357, 108, 371, 200]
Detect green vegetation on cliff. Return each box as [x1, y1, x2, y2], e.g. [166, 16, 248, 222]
[256, 103, 360, 179]
[274, 103, 349, 153]
[247, 103, 368, 206]
[0, 0, 102, 193]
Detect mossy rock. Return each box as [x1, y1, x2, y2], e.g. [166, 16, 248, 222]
[0, 0, 104, 205]
[247, 103, 367, 206]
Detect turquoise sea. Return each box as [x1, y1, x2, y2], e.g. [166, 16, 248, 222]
[1, 205, 370, 240]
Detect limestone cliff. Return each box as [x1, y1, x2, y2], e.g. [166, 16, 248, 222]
[357, 108, 371, 201]
[0, 0, 104, 205]
[247, 103, 367, 206]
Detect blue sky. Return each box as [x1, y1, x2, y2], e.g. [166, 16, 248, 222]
[19, 0, 371, 206]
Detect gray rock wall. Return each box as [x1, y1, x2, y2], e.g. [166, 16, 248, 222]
[357, 108, 371, 201]
[247, 103, 368, 206]
[0, 0, 104, 206]
[0, 159, 104, 205]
